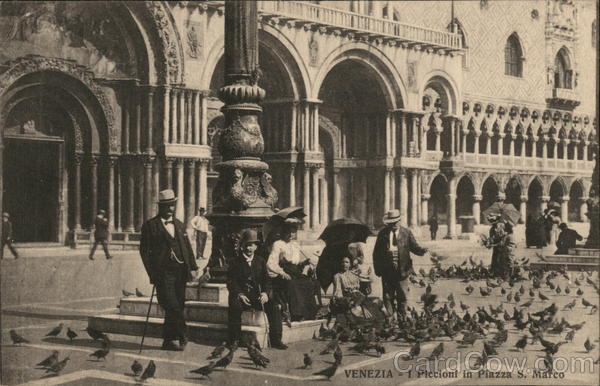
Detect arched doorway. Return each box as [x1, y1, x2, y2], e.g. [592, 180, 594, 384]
[568, 180, 584, 222]
[527, 177, 544, 219]
[505, 177, 522, 211]
[429, 174, 448, 225]
[456, 175, 474, 219]
[549, 179, 565, 208]
[481, 176, 499, 223]
[318, 59, 390, 227]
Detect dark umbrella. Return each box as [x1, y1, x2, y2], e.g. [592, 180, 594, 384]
[316, 218, 372, 291]
[318, 218, 372, 244]
[482, 202, 520, 225]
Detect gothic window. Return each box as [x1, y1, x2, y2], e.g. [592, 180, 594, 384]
[554, 48, 572, 89]
[504, 33, 523, 77]
[593, 20, 597, 48]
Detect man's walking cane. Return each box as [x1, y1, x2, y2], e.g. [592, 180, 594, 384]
[139, 285, 156, 354]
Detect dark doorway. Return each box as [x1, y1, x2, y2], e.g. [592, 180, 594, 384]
[3, 139, 60, 242]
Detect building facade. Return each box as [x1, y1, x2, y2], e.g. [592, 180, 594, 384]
[0, 0, 596, 245]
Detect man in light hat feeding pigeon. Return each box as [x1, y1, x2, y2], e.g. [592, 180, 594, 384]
[140, 189, 200, 351]
[373, 209, 429, 320]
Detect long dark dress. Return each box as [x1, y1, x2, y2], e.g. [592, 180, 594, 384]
[330, 270, 385, 328]
[489, 233, 515, 279]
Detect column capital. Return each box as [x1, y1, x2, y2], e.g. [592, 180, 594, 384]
[162, 156, 175, 166]
[473, 194, 483, 201]
[142, 155, 155, 167]
[422, 193, 431, 200]
[73, 152, 84, 164]
[196, 158, 211, 166]
[560, 195, 570, 202]
[89, 155, 99, 165]
[175, 158, 185, 168]
[540, 195, 551, 202]
[520, 195, 528, 202]
[289, 162, 297, 171]
[105, 155, 119, 167]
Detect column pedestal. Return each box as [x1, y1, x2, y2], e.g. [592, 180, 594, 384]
[445, 193, 456, 239]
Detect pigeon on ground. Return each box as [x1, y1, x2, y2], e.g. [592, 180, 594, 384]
[539, 292, 549, 301]
[66, 328, 78, 342]
[89, 348, 109, 361]
[577, 288, 584, 296]
[122, 289, 135, 297]
[85, 326, 105, 341]
[313, 360, 339, 380]
[208, 342, 227, 359]
[10, 330, 29, 345]
[429, 343, 444, 359]
[406, 341, 420, 359]
[214, 348, 235, 369]
[135, 288, 146, 297]
[45, 357, 70, 375]
[36, 351, 59, 368]
[303, 352, 313, 369]
[484, 341, 498, 356]
[584, 338, 596, 353]
[46, 323, 64, 337]
[515, 335, 528, 352]
[333, 345, 343, 364]
[190, 361, 215, 379]
[131, 360, 143, 377]
[140, 360, 156, 381]
[582, 298, 593, 308]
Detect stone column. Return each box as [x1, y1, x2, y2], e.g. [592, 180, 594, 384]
[497, 134, 504, 156]
[320, 173, 328, 226]
[461, 127, 467, 155]
[472, 194, 482, 225]
[178, 90, 185, 144]
[175, 159, 184, 220]
[412, 116, 421, 155]
[384, 167, 391, 213]
[163, 87, 170, 143]
[187, 91, 193, 144]
[303, 164, 310, 227]
[89, 156, 98, 230]
[399, 168, 408, 227]
[560, 195, 569, 223]
[410, 169, 418, 227]
[134, 88, 141, 153]
[152, 158, 160, 217]
[143, 156, 153, 223]
[116, 159, 122, 231]
[163, 157, 173, 189]
[532, 137, 538, 158]
[289, 164, 296, 207]
[73, 154, 82, 231]
[580, 198, 588, 222]
[540, 195, 550, 213]
[389, 167, 396, 210]
[401, 113, 408, 156]
[170, 89, 178, 144]
[435, 131, 441, 152]
[421, 193, 430, 225]
[509, 135, 515, 157]
[446, 193, 456, 238]
[146, 87, 154, 152]
[542, 137, 548, 159]
[519, 195, 527, 224]
[390, 111, 397, 157]
[122, 89, 130, 153]
[474, 132, 480, 155]
[201, 91, 209, 145]
[186, 159, 196, 226]
[125, 158, 135, 232]
[486, 134, 492, 155]
[290, 102, 298, 151]
[562, 141, 568, 160]
[193, 91, 200, 145]
[573, 141, 579, 161]
[197, 160, 208, 210]
[107, 156, 116, 231]
[313, 103, 320, 152]
[311, 165, 319, 229]
[332, 168, 340, 219]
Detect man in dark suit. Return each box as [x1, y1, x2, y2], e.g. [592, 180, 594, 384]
[555, 222, 583, 255]
[140, 189, 199, 351]
[89, 209, 112, 260]
[226, 229, 273, 346]
[1, 212, 19, 259]
[373, 209, 428, 320]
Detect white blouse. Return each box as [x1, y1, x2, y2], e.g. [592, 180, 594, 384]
[266, 240, 307, 278]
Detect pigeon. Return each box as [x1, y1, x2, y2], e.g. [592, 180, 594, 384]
[506, 292, 513, 302]
[529, 288, 535, 297]
[320, 339, 339, 355]
[500, 288, 506, 295]
[555, 286, 561, 295]
[563, 299, 576, 310]
[89, 347, 109, 361]
[303, 352, 313, 369]
[10, 330, 29, 345]
[122, 289, 135, 297]
[214, 348, 235, 369]
[36, 351, 59, 368]
[131, 360, 143, 377]
[473, 350, 488, 369]
[582, 298, 593, 308]
[514, 293, 521, 302]
[520, 299, 533, 308]
[313, 361, 339, 380]
[564, 330, 576, 343]
[46, 323, 64, 337]
[460, 301, 469, 311]
[208, 342, 227, 359]
[85, 326, 105, 340]
[459, 333, 478, 346]
[190, 361, 215, 379]
[584, 338, 596, 353]
[372, 343, 385, 357]
[568, 321, 586, 331]
[140, 360, 156, 381]
[428, 343, 444, 359]
[248, 346, 269, 369]
[492, 329, 508, 346]
[333, 345, 343, 364]
[46, 357, 70, 375]
[543, 353, 554, 372]
[465, 285, 474, 295]
[483, 341, 498, 356]
[577, 288, 584, 296]
[405, 342, 420, 359]
[135, 288, 146, 297]
[539, 292, 549, 301]
[519, 285, 525, 294]
[66, 328, 78, 342]
[515, 335, 528, 352]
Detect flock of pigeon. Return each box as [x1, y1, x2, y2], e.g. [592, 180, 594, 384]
[6, 257, 600, 382]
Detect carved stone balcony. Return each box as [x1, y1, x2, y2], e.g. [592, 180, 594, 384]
[256, 1, 462, 52]
[546, 87, 581, 109]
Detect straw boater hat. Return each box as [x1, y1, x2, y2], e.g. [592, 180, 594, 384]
[157, 189, 178, 205]
[383, 209, 401, 224]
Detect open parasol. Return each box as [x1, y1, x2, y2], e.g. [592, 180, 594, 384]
[318, 217, 372, 244]
[482, 202, 521, 225]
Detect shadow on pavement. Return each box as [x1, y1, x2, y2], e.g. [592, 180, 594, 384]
[42, 336, 155, 351]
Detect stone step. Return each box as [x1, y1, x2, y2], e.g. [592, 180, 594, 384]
[544, 254, 600, 264]
[88, 313, 326, 345]
[530, 261, 599, 271]
[119, 297, 267, 326]
[185, 283, 228, 305]
[571, 248, 600, 257]
[88, 314, 266, 345]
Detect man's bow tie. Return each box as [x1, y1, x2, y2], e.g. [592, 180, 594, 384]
[165, 220, 174, 225]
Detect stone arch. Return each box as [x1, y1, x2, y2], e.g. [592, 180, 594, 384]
[568, 178, 585, 222]
[479, 173, 502, 196]
[527, 176, 546, 218]
[549, 175, 568, 199]
[313, 43, 407, 108]
[481, 175, 500, 223]
[0, 56, 116, 153]
[318, 115, 341, 158]
[201, 26, 310, 99]
[419, 71, 460, 115]
[429, 173, 449, 225]
[455, 174, 476, 218]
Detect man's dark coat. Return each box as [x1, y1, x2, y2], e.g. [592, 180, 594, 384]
[373, 224, 427, 281]
[227, 253, 272, 304]
[140, 215, 198, 284]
